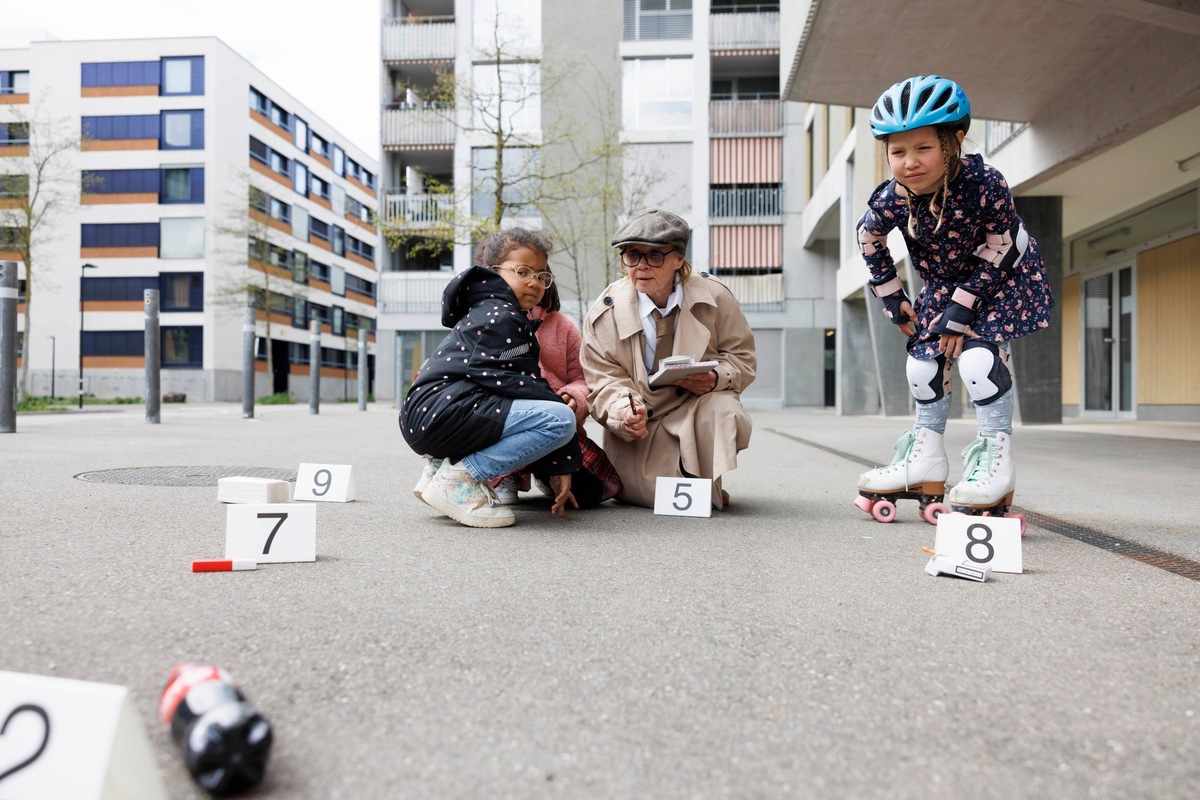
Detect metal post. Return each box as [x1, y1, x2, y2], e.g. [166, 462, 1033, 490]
[47, 335, 55, 399]
[242, 305, 256, 419]
[394, 333, 404, 409]
[308, 320, 320, 415]
[357, 328, 368, 411]
[79, 263, 97, 409]
[1, 261, 17, 433]
[143, 289, 160, 424]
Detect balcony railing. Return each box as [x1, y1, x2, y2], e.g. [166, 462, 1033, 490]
[709, 186, 782, 219]
[382, 17, 455, 62]
[382, 106, 455, 148]
[710, 9, 780, 49]
[379, 270, 453, 315]
[381, 192, 455, 228]
[712, 269, 784, 311]
[709, 99, 781, 136]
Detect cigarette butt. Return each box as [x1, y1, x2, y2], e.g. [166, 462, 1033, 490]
[921, 546, 938, 556]
[192, 559, 257, 572]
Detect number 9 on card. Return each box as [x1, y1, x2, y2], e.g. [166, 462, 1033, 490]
[294, 463, 355, 502]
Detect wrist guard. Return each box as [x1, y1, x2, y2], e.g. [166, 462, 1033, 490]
[929, 287, 980, 336]
[871, 276, 911, 327]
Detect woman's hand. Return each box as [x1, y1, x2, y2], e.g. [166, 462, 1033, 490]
[676, 370, 718, 396]
[624, 400, 648, 440]
[549, 474, 578, 517]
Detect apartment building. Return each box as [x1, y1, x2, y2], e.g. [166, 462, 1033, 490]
[783, 0, 1200, 422]
[1, 33, 380, 402]
[377, 0, 820, 409]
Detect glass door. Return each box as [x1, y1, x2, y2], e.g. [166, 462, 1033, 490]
[1082, 265, 1134, 417]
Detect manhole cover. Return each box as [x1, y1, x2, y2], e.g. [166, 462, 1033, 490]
[75, 466, 297, 487]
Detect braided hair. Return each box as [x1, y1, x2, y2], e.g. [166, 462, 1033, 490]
[892, 126, 964, 238]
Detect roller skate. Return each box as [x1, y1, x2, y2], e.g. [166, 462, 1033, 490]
[945, 432, 1025, 536]
[854, 428, 949, 524]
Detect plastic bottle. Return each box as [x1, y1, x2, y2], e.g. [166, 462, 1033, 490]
[158, 663, 273, 796]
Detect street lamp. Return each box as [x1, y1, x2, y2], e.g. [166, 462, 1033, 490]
[46, 335, 55, 399]
[79, 263, 97, 409]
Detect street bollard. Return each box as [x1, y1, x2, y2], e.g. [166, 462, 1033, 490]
[144, 289, 160, 424]
[357, 328, 367, 411]
[0, 261, 17, 433]
[394, 333, 403, 410]
[308, 320, 320, 415]
[242, 306, 255, 419]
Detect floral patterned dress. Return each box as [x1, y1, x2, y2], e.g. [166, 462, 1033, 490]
[858, 153, 1055, 361]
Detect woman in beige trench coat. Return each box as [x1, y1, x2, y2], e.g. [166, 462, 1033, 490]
[580, 209, 756, 510]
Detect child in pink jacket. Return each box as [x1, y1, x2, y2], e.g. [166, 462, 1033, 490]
[494, 279, 621, 507]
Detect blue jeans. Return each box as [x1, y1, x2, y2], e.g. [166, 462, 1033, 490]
[461, 400, 575, 481]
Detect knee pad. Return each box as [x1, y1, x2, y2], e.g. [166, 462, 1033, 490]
[958, 340, 1012, 405]
[906, 355, 950, 404]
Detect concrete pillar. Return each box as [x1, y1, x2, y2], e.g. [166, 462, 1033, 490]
[1010, 196, 1063, 424]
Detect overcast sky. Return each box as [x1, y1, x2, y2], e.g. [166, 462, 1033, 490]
[3, 1, 381, 155]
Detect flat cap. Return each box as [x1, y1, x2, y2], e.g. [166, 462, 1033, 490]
[610, 209, 690, 252]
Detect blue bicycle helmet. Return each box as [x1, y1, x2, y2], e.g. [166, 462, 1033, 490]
[869, 75, 971, 139]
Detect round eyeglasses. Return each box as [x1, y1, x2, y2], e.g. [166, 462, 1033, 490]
[620, 249, 675, 268]
[492, 264, 554, 287]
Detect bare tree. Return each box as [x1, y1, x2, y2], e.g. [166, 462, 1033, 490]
[0, 101, 87, 401]
[211, 169, 309, 391]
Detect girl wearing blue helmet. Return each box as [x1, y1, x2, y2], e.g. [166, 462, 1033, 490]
[854, 75, 1054, 528]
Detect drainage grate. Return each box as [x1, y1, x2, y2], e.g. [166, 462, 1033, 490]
[771, 429, 1200, 583]
[75, 466, 297, 487]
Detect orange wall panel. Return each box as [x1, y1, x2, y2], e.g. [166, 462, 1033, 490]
[81, 86, 158, 97]
[709, 225, 782, 268]
[710, 138, 782, 184]
[80, 246, 158, 258]
[82, 139, 158, 151]
[250, 158, 293, 189]
[82, 192, 158, 205]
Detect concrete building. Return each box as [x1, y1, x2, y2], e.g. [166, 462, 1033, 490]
[782, 0, 1200, 422]
[1, 33, 380, 403]
[377, 0, 817, 409]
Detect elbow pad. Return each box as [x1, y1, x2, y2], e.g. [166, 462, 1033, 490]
[871, 276, 912, 326]
[929, 287, 980, 336]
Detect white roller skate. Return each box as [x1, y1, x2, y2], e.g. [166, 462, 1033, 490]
[946, 432, 1025, 536]
[855, 428, 949, 524]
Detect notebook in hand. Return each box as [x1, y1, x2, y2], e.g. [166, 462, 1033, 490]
[648, 356, 719, 387]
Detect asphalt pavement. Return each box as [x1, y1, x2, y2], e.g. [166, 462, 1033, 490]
[2, 402, 1197, 799]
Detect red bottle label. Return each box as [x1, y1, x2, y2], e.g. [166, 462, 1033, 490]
[158, 663, 230, 725]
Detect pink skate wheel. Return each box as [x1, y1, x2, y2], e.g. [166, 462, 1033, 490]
[923, 503, 949, 525]
[870, 499, 897, 523]
[854, 495, 874, 514]
[1006, 512, 1027, 537]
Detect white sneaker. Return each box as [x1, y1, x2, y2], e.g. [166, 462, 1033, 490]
[412, 458, 442, 506]
[534, 477, 554, 497]
[422, 461, 516, 528]
[494, 476, 520, 505]
[946, 432, 1016, 508]
[857, 428, 948, 494]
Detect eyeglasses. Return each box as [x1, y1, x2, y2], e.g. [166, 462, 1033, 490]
[491, 264, 554, 287]
[620, 249, 676, 269]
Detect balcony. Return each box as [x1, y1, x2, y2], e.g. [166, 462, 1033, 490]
[709, 186, 782, 219]
[709, 99, 781, 136]
[379, 270, 452, 315]
[710, 8, 780, 50]
[713, 269, 784, 311]
[382, 17, 455, 62]
[381, 192, 455, 230]
[382, 105, 455, 149]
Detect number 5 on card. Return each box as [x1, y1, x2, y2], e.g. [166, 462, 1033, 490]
[294, 463, 355, 502]
[653, 477, 712, 518]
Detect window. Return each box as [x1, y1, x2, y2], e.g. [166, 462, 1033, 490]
[82, 115, 159, 141]
[330, 183, 345, 217]
[623, 58, 693, 129]
[471, 146, 540, 219]
[270, 102, 291, 132]
[331, 306, 345, 336]
[309, 217, 331, 242]
[249, 136, 291, 179]
[160, 217, 205, 258]
[162, 326, 203, 367]
[623, 0, 692, 40]
[293, 161, 309, 195]
[311, 132, 330, 160]
[82, 330, 142, 358]
[0, 123, 29, 146]
[0, 174, 29, 197]
[293, 251, 308, 284]
[294, 116, 309, 151]
[249, 87, 270, 116]
[347, 235, 375, 262]
[471, 62, 541, 133]
[81, 222, 159, 249]
[292, 296, 309, 328]
[345, 158, 376, 190]
[310, 174, 331, 201]
[711, 76, 779, 100]
[332, 225, 344, 257]
[81, 61, 159, 88]
[309, 260, 331, 283]
[345, 196, 370, 224]
[161, 110, 203, 149]
[346, 274, 377, 299]
[161, 57, 204, 96]
[249, 136, 269, 163]
[160, 273, 203, 310]
[0, 71, 29, 95]
[0, 227, 22, 248]
[250, 187, 291, 224]
[161, 167, 204, 203]
[80, 276, 156, 302]
[331, 265, 346, 296]
[331, 144, 344, 177]
[291, 205, 308, 240]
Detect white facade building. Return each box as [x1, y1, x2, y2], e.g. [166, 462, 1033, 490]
[1, 34, 380, 402]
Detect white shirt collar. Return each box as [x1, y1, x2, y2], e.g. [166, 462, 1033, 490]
[637, 282, 683, 322]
